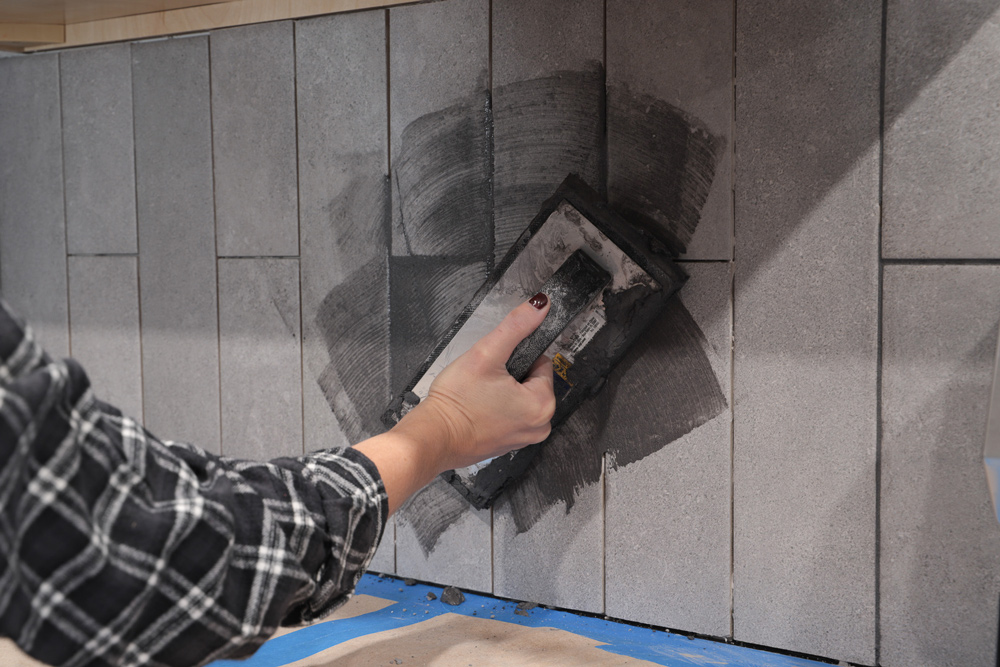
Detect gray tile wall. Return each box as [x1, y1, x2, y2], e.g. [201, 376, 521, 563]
[734, 1, 881, 663]
[67, 255, 143, 421]
[0, 54, 69, 357]
[881, 265, 1000, 667]
[60, 43, 137, 256]
[1, 2, 998, 664]
[211, 22, 299, 257]
[490, 0, 606, 611]
[218, 257, 303, 459]
[607, 0, 733, 260]
[133, 36, 221, 452]
[605, 262, 733, 637]
[882, 1, 1000, 259]
[491, 0, 604, 266]
[295, 11, 395, 573]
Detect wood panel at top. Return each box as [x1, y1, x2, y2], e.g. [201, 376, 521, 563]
[1, 0, 416, 51]
[0, 0, 233, 25]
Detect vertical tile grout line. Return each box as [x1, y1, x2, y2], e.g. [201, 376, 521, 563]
[207, 33, 224, 456]
[875, 0, 889, 663]
[485, 0, 495, 278]
[57, 54, 73, 359]
[293, 20, 306, 458]
[384, 8, 397, 575]
[487, 0, 495, 595]
[729, 0, 738, 641]
[600, 0, 608, 195]
[601, 0, 608, 617]
[130, 43, 148, 428]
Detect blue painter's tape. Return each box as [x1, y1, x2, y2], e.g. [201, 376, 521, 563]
[209, 574, 829, 667]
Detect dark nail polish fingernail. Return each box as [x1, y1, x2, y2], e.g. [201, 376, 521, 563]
[529, 293, 548, 309]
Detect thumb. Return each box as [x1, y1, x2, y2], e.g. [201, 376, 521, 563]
[476, 293, 551, 365]
[522, 354, 555, 396]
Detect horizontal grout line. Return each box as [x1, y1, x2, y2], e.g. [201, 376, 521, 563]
[677, 258, 732, 264]
[67, 252, 138, 257]
[216, 255, 301, 260]
[882, 257, 1000, 266]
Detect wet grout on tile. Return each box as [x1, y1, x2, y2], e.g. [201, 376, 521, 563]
[606, 0, 733, 260]
[296, 11, 390, 454]
[605, 262, 733, 637]
[491, 0, 605, 267]
[389, 0, 490, 260]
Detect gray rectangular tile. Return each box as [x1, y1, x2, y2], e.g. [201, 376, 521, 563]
[0, 54, 69, 357]
[607, 0, 732, 260]
[604, 262, 732, 635]
[396, 478, 493, 594]
[881, 265, 1000, 667]
[883, 2, 1000, 259]
[389, 256, 490, 591]
[68, 255, 142, 422]
[733, 2, 881, 663]
[296, 12, 390, 455]
[491, 0, 604, 265]
[367, 519, 395, 575]
[389, 0, 490, 259]
[493, 461, 604, 613]
[488, 0, 604, 604]
[60, 43, 137, 255]
[211, 21, 299, 257]
[218, 258, 302, 460]
[389, 256, 487, 392]
[133, 36, 220, 452]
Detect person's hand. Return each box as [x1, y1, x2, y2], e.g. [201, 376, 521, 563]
[401, 293, 556, 470]
[355, 294, 556, 514]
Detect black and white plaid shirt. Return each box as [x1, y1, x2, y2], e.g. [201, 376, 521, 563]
[0, 301, 388, 666]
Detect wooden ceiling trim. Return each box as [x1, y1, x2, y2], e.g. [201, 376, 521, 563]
[0, 22, 64, 47]
[16, 0, 416, 52]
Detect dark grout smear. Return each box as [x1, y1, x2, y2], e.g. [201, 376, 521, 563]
[493, 65, 606, 263]
[607, 84, 724, 255]
[311, 70, 726, 552]
[315, 257, 389, 444]
[389, 256, 488, 394]
[499, 297, 728, 534]
[399, 477, 473, 555]
[392, 87, 492, 258]
[313, 170, 391, 444]
[401, 297, 727, 552]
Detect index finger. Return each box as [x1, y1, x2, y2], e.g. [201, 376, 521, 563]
[474, 294, 550, 366]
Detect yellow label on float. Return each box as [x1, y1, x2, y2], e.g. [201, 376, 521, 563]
[552, 353, 573, 384]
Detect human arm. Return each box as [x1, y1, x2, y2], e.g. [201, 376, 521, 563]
[355, 293, 556, 514]
[0, 295, 554, 666]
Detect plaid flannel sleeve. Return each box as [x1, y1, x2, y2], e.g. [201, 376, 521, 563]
[0, 301, 389, 667]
